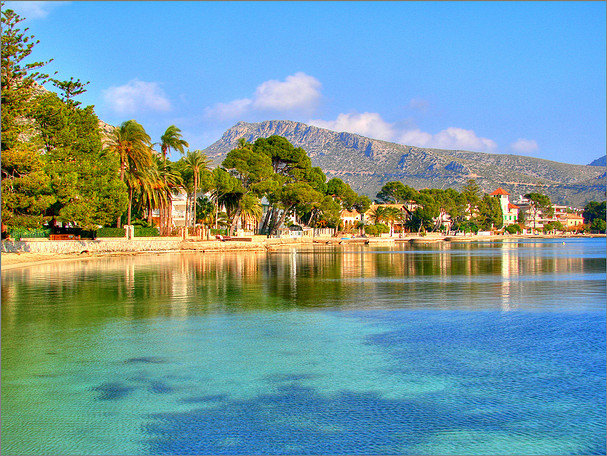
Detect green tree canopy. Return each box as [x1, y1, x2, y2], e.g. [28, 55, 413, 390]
[583, 201, 606, 224]
[377, 181, 418, 203]
[1, 6, 53, 152]
[476, 194, 503, 231]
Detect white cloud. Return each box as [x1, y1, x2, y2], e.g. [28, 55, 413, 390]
[103, 79, 171, 115]
[400, 126, 497, 152]
[510, 138, 539, 154]
[310, 112, 395, 141]
[205, 72, 322, 120]
[431, 127, 498, 152]
[4, 1, 70, 19]
[252, 72, 322, 111]
[310, 111, 498, 153]
[398, 129, 433, 146]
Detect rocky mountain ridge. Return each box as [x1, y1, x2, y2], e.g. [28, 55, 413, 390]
[204, 120, 606, 207]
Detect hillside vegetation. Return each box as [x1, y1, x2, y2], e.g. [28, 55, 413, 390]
[205, 120, 606, 207]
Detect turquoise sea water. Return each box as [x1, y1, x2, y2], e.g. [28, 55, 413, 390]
[1, 239, 605, 455]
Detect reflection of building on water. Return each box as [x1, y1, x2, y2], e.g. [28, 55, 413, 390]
[342, 247, 367, 278]
[1, 244, 597, 322]
[500, 243, 516, 310]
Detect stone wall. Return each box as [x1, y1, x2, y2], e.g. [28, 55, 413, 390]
[1, 237, 183, 254]
[1, 236, 318, 255]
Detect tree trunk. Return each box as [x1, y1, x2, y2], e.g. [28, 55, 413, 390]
[267, 208, 281, 235]
[127, 185, 133, 226]
[117, 160, 126, 228]
[167, 194, 173, 233]
[260, 206, 274, 234]
[271, 206, 292, 235]
[147, 200, 153, 225]
[229, 207, 242, 236]
[215, 194, 220, 230]
[184, 194, 189, 229]
[192, 175, 198, 228]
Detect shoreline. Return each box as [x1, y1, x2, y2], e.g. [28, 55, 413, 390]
[2, 234, 604, 271]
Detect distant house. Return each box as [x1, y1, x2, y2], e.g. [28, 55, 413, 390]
[490, 187, 518, 226]
[557, 212, 585, 230]
[363, 203, 415, 234]
[513, 196, 584, 233]
[151, 190, 189, 228]
[340, 209, 363, 231]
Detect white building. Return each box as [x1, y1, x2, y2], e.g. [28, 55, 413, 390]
[489, 187, 519, 226]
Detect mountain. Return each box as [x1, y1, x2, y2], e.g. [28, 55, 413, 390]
[588, 156, 606, 167]
[204, 120, 606, 208]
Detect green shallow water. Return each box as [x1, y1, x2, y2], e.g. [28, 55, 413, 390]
[2, 239, 606, 455]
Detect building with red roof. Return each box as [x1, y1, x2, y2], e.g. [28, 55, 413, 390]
[490, 188, 519, 226]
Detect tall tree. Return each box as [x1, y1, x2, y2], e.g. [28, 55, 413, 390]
[1, 6, 52, 152]
[158, 125, 189, 233]
[1, 6, 127, 230]
[462, 179, 481, 219]
[182, 150, 211, 227]
[159, 125, 189, 160]
[221, 143, 277, 234]
[476, 194, 503, 231]
[524, 192, 553, 232]
[105, 120, 153, 227]
[377, 181, 419, 204]
[251, 136, 316, 234]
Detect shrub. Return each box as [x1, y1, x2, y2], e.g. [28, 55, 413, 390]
[364, 225, 379, 236]
[376, 223, 390, 234]
[134, 226, 160, 237]
[505, 224, 522, 234]
[456, 220, 479, 234]
[132, 219, 152, 227]
[7, 227, 51, 240]
[96, 227, 126, 238]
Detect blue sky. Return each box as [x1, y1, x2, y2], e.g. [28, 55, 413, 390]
[5, 1, 606, 164]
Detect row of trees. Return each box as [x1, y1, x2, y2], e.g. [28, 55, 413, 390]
[374, 180, 503, 233]
[196, 136, 372, 235]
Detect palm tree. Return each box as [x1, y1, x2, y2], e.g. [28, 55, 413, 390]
[159, 125, 189, 160]
[156, 158, 183, 233]
[136, 156, 181, 227]
[137, 162, 163, 226]
[196, 195, 216, 238]
[369, 205, 386, 225]
[105, 120, 153, 227]
[158, 125, 189, 234]
[382, 206, 403, 236]
[183, 150, 211, 228]
[237, 193, 263, 233]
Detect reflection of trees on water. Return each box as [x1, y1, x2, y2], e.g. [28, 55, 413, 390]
[2, 242, 603, 333]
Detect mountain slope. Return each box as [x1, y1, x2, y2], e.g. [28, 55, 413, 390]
[204, 120, 606, 207]
[588, 155, 606, 167]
